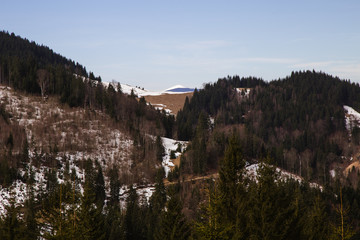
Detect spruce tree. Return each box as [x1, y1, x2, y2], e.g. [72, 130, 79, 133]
[0, 193, 23, 240]
[195, 186, 232, 239]
[218, 134, 245, 227]
[22, 194, 39, 240]
[155, 136, 165, 163]
[147, 169, 167, 239]
[155, 191, 190, 240]
[303, 195, 330, 239]
[94, 160, 105, 209]
[77, 175, 105, 240]
[247, 158, 297, 240]
[123, 185, 145, 240]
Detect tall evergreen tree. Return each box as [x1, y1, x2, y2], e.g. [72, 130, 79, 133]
[147, 169, 167, 239]
[123, 185, 145, 240]
[77, 175, 105, 240]
[0, 194, 23, 240]
[155, 191, 190, 240]
[303, 195, 330, 239]
[94, 160, 105, 209]
[247, 158, 296, 240]
[194, 186, 232, 239]
[218, 134, 245, 226]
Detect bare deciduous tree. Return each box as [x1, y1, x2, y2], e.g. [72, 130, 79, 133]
[37, 69, 49, 100]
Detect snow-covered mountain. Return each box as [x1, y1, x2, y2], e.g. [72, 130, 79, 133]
[162, 85, 195, 93]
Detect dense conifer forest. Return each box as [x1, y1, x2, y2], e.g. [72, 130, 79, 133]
[1, 31, 360, 239]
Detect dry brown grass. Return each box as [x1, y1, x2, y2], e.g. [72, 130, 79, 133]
[144, 92, 193, 115]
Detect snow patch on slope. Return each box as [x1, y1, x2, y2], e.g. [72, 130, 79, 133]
[102, 81, 148, 96]
[246, 163, 323, 191]
[344, 105, 360, 132]
[161, 137, 188, 177]
[0, 86, 135, 215]
[236, 88, 251, 97]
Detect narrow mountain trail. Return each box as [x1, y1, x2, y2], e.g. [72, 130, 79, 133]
[164, 173, 219, 186]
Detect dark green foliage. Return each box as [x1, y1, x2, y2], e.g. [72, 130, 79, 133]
[146, 169, 167, 239]
[123, 186, 146, 240]
[178, 71, 360, 185]
[95, 161, 106, 208]
[77, 180, 106, 240]
[155, 136, 165, 162]
[154, 191, 190, 240]
[108, 167, 121, 206]
[247, 160, 297, 240]
[150, 170, 167, 215]
[105, 207, 123, 240]
[176, 77, 264, 141]
[194, 186, 232, 239]
[188, 112, 209, 174]
[302, 195, 330, 239]
[193, 139, 348, 240]
[162, 114, 175, 138]
[170, 150, 176, 159]
[0, 198, 23, 240]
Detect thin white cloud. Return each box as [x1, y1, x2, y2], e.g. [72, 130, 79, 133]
[290, 60, 360, 82]
[328, 63, 360, 80]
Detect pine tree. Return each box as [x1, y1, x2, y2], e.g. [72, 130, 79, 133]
[123, 185, 145, 240]
[0, 192, 23, 240]
[303, 195, 330, 239]
[194, 186, 232, 239]
[155, 191, 190, 240]
[155, 136, 165, 163]
[247, 158, 296, 240]
[218, 134, 245, 226]
[77, 176, 105, 240]
[106, 167, 123, 240]
[94, 160, 105, 209]
[22, 194, 39, 240]
[147, 169, 167, 239]
[109, 167, 121, 206]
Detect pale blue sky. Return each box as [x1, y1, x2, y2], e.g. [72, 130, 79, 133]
[1, 0, 359, 90]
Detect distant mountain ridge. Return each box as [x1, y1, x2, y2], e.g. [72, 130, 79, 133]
[165, 87, 195, 93]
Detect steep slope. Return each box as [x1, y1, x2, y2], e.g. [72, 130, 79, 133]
[0, 32, 177, 221]
[0, 85, 187, 217]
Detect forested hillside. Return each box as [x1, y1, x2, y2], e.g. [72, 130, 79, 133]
[1, 31, 360, 239]
[178, 71, 360, 183]
[0, 31, 174, 136]
[173, 71, 360, 238]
